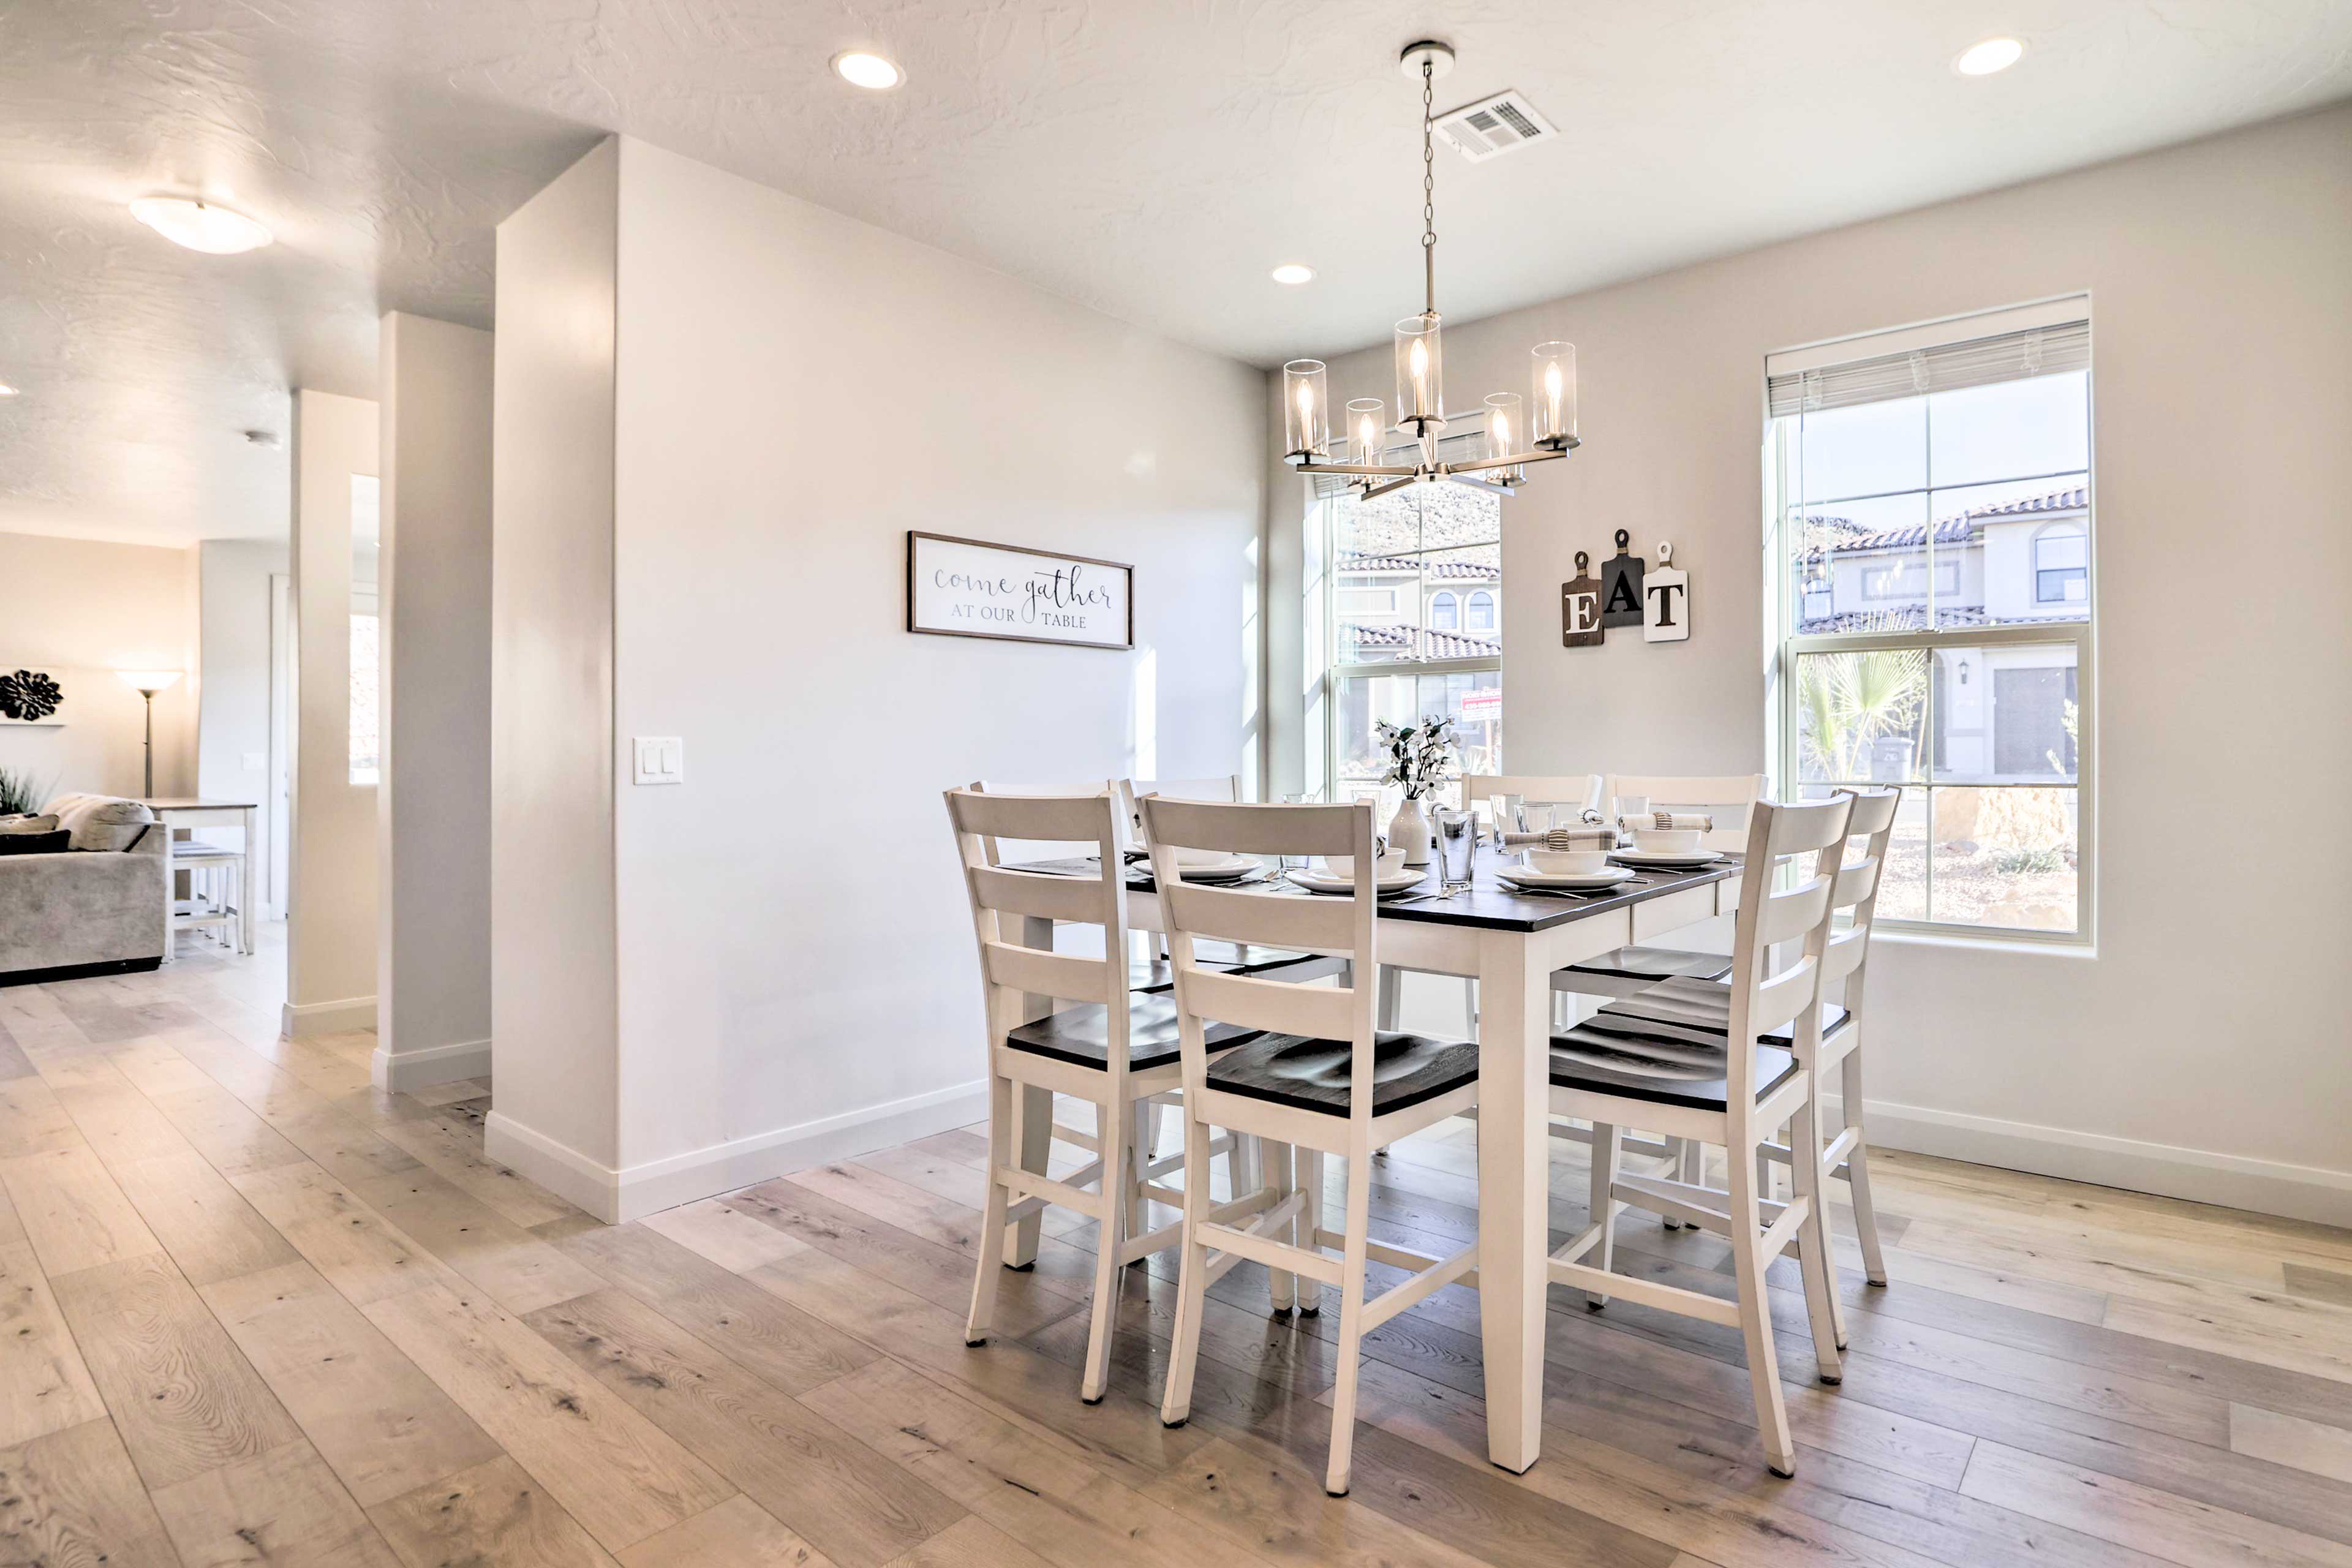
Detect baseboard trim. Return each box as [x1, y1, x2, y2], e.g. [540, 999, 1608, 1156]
[1830, 1093, 2352, 1229]
[372, 1037, 492, 1093]
[282, 995, 377, 1039]
[485, 1077, 991, 1224]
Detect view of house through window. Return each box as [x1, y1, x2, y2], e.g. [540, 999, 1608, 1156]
[1772, 311, 2092, 935]
[1324, 479, 1502, 808]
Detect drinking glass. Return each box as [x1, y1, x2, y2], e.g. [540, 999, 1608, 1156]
[1435, 809, 1477, 892]
[1279, 793, 1310, 870]
[1522, 801, 1556, 834]
[1487, 793, 1523, 846]
[1614, 794, 1650, 818]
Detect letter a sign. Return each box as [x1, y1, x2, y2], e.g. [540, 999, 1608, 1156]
[1645, 541, 1691, 644]
[1599, 529, 1646, 628]
[1561, 551, 1604, 647]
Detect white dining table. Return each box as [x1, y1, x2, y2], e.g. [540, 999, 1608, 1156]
[1000, 845, 1742, 1474]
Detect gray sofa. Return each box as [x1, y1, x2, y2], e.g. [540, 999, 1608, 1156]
[0, 794, 168, 984]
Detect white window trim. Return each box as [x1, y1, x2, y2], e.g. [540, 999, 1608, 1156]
[1766, 304, 2097, 946]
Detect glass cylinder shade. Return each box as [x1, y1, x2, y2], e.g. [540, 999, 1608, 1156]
[1482, 393, 1523, 467]
[1394, 317, 1444, 427]
[1530, 341, 1577, 447]
[1282, 360, 1330, 458]
[1346, 399, 1385, 466]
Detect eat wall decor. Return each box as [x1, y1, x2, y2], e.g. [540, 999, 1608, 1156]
[907, 532, 1134, 650]
[1560, 538, 1690, 648]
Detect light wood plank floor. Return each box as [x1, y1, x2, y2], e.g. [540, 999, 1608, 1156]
[7, 936, 2352, 1567]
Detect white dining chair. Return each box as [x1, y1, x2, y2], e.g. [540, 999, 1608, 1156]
[1141, 794, 1481, 1498]
[1554, 772, 1766, 1202]
[948, 788, 1319, 1401]
[1760, 786, 1901, 1343]
[1543, 793, 1852, 1477]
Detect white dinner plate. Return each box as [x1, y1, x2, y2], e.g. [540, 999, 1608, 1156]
[1285, 867, 1426, 896]
[1163, 855, 1261, 880]
[1609, 849, 1724, 869]
[1498, 865, 1635, 891]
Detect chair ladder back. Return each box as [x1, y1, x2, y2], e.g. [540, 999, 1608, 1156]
[1720, 795, 1854, 1110]
[945, 787, 1131, 1080]
[1114, 775, 1241, 851]
[1460, 772, 1604, 822]
[1140, 795, 1381, 1125]
[1823, 787, 1901, 993]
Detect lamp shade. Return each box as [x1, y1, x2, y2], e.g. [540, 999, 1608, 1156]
[116, 670, 183, 696]
[1530, 341, 1577, 447]
[1346, 399, 1385, 466]
[1281, 360, 1331, 458]
[1393, 316, 1444, 427]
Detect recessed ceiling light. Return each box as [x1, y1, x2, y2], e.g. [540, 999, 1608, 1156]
[1954, 37, 2024, 76]
[832, 51, 903, 90]
[1270, 263, 1316, 286]
[129, 197, 273, 254]
[0, 383, 18, 397]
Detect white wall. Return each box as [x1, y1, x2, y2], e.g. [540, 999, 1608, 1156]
[375, 312, 494, 1090]
[195, 540, 287, 880]
[286, 389, 380, 1037]
[489, 138, 623, 1184]
[1268, 105, 2352, 1221]
[0, 532, 198, 802]
[489, 135, 1265, 1219]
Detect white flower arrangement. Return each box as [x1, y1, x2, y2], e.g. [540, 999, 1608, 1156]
[1374, 716, 1457, 801]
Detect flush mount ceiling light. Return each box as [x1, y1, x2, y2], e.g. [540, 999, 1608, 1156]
[1283, 40, 1577, 499]
[1270, 263, 1316, 285]
[129, 196, 273, 254]
[831, 51, 903, 89]
[0, 383, 18, 396]
[1954, 37, 2024, 75]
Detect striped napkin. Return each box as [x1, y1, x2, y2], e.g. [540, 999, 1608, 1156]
[1501, 825, 1618, 851]
[1618, 811, 1715, 834]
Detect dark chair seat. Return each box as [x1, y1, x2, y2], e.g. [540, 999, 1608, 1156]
[1129, 951, 1346, 993]
[1006, 993, 1259, 1073]
[1553, 945, 1732, 989]
[1547, 975, 1847, 1113]
[1206, 1030, 1479, 1118]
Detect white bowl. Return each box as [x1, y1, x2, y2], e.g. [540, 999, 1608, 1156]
[1526, 848, 1610, 875]
[1172, 845, 1233, 867]
[1633, 827, 1703, 855]
[1316, 850, 1407, 878]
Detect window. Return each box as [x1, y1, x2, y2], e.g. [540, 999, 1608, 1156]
[2034, 525, 2087, 603]
[1336, 586, 1400, 617]
[1320, 476, 1502, 807]
[1769, 304, 2093, 937]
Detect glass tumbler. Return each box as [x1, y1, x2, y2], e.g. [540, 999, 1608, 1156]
[1435, 809, 1477, 892]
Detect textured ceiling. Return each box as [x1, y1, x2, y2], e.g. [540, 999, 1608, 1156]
[2, 0, 2348, 546]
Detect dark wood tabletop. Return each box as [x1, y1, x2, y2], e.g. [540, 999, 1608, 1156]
[1011, 846, 1737, 933]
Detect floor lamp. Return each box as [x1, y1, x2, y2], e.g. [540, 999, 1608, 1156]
[116, 671, 183, 798]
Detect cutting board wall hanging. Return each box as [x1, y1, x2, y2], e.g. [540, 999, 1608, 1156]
[1644, 541, 1691, 644]
[1599, 529, 1646, 627]
[1561, 551, 1604, 647]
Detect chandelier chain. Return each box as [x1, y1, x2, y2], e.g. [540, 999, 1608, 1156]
[1420, 58, 1436, 316]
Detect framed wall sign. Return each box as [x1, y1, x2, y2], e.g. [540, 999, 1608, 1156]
[907, 532, 1134, 650]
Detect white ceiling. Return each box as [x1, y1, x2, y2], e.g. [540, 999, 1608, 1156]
[2, 0, 2347, 547]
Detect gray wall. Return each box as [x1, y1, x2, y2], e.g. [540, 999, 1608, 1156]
[1267, 104, 2352, 1220]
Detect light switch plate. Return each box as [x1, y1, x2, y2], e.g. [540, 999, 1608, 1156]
[632, 737, 684, 785]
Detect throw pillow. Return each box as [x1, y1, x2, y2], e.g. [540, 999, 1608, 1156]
[51, 794, 156, 853]
[0, 813, 61, 835]
[0, 830, 70, 856]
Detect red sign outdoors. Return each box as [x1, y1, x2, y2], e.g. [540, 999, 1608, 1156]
[1460, 688, 1502, 723]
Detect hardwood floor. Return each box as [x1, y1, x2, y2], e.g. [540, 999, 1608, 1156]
[6, 938, 2352, 1566]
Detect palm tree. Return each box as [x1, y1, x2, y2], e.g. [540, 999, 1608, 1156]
[1798, 649, 1928, 782]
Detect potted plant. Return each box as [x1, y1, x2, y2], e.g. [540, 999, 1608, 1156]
[1374, 716, 1457, 867]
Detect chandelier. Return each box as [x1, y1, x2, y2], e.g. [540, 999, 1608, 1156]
[1284, 41, 1578, 500]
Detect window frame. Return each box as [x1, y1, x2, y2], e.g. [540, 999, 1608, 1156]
[1428, 589, 1460, 630]
[1466, 588, 1496, 631]
[1317, 491, 1502, 805]
[1766, 315, 2097, 947]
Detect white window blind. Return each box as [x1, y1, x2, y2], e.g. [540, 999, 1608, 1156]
[1767, 319, 2089, 418]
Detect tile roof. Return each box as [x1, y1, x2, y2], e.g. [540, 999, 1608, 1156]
[1341, 623, 1502, 660]
[1803, 484, 2087, 558]
[1338, 551, 1499, 579]
[1795, 604, 2088, 635]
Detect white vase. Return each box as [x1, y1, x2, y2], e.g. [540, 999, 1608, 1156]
[1389, 796, 1433, 867]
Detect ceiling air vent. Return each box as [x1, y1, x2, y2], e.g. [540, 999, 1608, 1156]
[1432, 90, 1556, 162]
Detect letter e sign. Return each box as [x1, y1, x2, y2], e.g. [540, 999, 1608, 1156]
[1645, 541, 1691, 643]
[1562, 551, 1604, 647]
